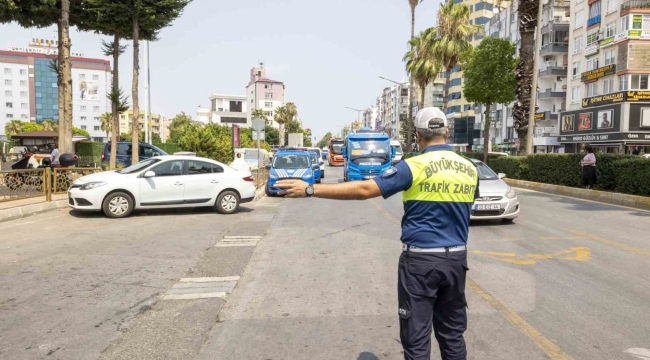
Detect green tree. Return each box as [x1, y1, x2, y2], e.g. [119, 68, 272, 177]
[100, 112, 112, 140]
[274, 106, 290, 146]
[405, 0, 424, 152]
[42, 119, 59, 132]
[431, 1, 483, 113]
[22, 122, 44, 133]
[264, 125, 279, 146]
[4, 120, 22, 138]
[284, 120, 305, 145]
[251, 108, 268, 123]
[316, 132, 332, 149]
[73, 127, 90, 137]
[151, 132, 162, 144]
[168, 112, 194, 143]
[461, 37, 517, 162]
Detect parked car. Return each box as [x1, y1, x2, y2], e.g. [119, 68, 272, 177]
[470, 159, 519, 222]
[69, 155, 256, 218]
[265, 149, 317, 196]
[101, 142, 167, 170]
[307, 147, 325, 178]
[308, 151, 322, 183]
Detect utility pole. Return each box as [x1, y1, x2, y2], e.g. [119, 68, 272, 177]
[526, 0, 544, 154]
[143, 40, 150, 144]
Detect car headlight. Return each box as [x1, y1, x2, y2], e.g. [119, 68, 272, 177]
[269, 173, 278, 179]
[302, 173, 312, 180]
[505, 186, 516, 199]
[81, 181, 107, 190]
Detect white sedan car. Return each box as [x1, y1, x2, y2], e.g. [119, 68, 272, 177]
[68, 155, 257, 218]
[470, 159, 520, 222]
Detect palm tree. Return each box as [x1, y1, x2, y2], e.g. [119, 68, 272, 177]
[42, 119, 59, 132]
[404, 28, 442, 113]
[100, 112, 112, 140]
[274, 106, 290, 147]
[4, 120, 22, 138]
[432, 1, 483, 114]
[406, 0, 424, 152]
[285, 102, 298, 122]
[251, 108, 269, 125]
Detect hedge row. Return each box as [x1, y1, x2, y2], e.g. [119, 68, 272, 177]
[75, 142, 104, 167]
[153, 142, 181, 154]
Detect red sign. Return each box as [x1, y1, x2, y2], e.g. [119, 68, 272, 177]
[232, 125, 240, 148]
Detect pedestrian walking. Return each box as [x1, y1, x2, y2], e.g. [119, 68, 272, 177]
[581, 145, 597, 189]
[274, 107, 479, 360]
[50, 144, 60, 167]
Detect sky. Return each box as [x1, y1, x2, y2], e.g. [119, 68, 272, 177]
[0, 0, 444, 142]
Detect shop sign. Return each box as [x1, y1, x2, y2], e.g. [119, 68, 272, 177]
[535, 112, 545, 120]
[600, 36, 615, 47]
[558, 132, 650, 142]
[581, 91, 626, 108]
[626, 91, 650, 102]
[580, 64, 616, 82]
[614, 32, 628, 44]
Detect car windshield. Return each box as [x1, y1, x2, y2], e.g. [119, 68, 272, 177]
[310, 149, 321, 158]
[349, 140, 390, 160]
[476, 162, 499, 180]
[330, 141, 344, 154]
[273, 154, 310, 169]
[309, 153, 318, 165]
[117, 158, 160, 174]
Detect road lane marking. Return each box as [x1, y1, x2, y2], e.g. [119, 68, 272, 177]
[467, 278, 573, 360]
[162, 292, 226, 300]
[470, 247, 591, 265]
[370, 197, 573, 358]
[625, 348, 650, 359]
[180, 276, 240, 283]
[514, 187, 650, 213]
[565, 230, 650, 257]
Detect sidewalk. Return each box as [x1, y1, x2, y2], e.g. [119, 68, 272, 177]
[0, 194, 68, 223]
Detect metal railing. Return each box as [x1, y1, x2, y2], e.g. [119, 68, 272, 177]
[621, 0, 650, 12]
[52, 168, 102, 195]
[0, 168, 47, 203]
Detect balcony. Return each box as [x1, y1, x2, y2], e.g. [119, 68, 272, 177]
[538, 88, 567, 99]
[540, 42, 569, 55]
[539, 65, 568, 78]
[621, 0, 650, 13]
[541, 17, 570, 34]
[587, 15, 601, 27]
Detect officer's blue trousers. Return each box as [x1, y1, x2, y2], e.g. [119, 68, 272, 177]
[398, 249, 468, 360]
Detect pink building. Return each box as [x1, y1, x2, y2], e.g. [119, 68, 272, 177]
[246, 64, 285, 129]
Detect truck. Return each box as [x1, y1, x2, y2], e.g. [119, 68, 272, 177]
[327, 138, 345, 166]
[287, 133, 304, 148]
[342, 128, 395, 181]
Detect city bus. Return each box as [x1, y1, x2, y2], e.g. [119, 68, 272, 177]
[328, 138, 345, 166]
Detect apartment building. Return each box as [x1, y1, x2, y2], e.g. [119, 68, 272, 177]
[376, 83, 409, 140]
[559, 0, 650, 153]
[362, 107, 378, 130]
[118, 110, 169, 140]
[246, 64, 285, 129]
[0, 39, 111, 142]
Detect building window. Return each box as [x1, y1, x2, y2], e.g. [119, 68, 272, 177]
[587, 29, 600, 47]
[93, 106, 100, 112]
[120, 114, 126, 119]
[20, 91, 27, 97]
[265, 84, 273, 90]
[92, 75, 99, 80]
[19, 69, 26, 75]
[6, 114, 13, 118]
[81, 105, 87, 111]
[21, 103, 27, 109]
[475, 17, 490, 25]
[605, 50, 616, 65]
[587, 58, 599, 71]
[19, 80, 27, 86]
[5, 91, 12, 97]
[572, 61, 581, 79]
[265, 93, 273, 99]
[79, 74, 86, 80]
[606, 0, 616, 13]
[94, 126, 100, 131]
[265, 102, 272, 108]
[575, 11, 584, 29]
[120, 122, 126, 127]
[573, 36, 583, 54]
[4, 79, 12, 86]
[622, 15, 629, 32]
[475, 2, 493, 11]
[81, 116, 87, 121]
[586, 82, 599, 97]
[94, 117, 99, 122]
[265, 111, 273, 117]
[4, 68, 11, 74]
[588, 1, 601, 26]
[619, 75, 629, 90]
[572, 86, 581, 103]
[605, 21, 616, 38]
[81, 125, 87, 130]
[5, 102, 13, 108]
[603, 79, 614, 94]
[21, 114, 28, 119]
[630, 74, 650, 90]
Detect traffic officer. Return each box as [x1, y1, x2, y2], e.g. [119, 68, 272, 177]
[274, 107, 479, 360]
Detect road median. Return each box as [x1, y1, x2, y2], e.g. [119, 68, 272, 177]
[505, 178, 650, 211]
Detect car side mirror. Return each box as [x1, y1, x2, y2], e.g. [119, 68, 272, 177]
[312, 164, 319, 170]
[498, 173, 507, 179]
[342, 147, 347, 157]
[143, 170, 156, 178]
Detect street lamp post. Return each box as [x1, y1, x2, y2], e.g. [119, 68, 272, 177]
[526, 0, 544, 154]
[379, 76, 408, 143]
[345, 106, 363, 125]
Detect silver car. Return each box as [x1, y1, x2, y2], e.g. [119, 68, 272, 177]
[470, 159, 520, 222]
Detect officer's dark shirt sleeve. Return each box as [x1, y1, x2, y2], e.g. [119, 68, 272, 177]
[372, 161, 413, 199]
[474, 177, 480, 199]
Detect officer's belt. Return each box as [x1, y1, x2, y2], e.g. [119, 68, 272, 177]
[402, 244, 467, 253]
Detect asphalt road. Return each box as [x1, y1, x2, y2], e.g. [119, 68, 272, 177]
[1, 164, 649, 360]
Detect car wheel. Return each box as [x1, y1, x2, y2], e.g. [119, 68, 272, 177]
[216, 190, 240, 214]
[501, 218, 515, 224]
[102, 192, 133, 218]
[321, 171, 325, 178]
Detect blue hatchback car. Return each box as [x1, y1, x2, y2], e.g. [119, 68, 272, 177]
[101, 142, 167, 170]
[265, 150, 317, 196]
[308, 151, 322, 183]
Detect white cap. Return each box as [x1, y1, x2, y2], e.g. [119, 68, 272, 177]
[414, 107, 448, 130]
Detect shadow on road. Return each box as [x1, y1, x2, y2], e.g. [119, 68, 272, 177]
[357, 352, 379, 360]
[68, 205, 256, 218]
[521, 191, 650, 217]
[470, 219, 514, 227]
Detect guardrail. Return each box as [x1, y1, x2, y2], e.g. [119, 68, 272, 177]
[1, 167, 102, 203]
[52, 168, 102, 195]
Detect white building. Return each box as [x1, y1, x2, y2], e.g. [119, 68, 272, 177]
[1, 39, 111, 142]
[200, 94, 248, 126]
[362, 106, 378, 130]
[376, 83, 409, 140]
[246, 64, 285, 129]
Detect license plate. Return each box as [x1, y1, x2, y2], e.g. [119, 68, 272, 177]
[364, 175, 376, 179]
[475, 204, 501, 210]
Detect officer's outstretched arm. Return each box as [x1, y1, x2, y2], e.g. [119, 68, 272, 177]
[274, 179, 382, 200]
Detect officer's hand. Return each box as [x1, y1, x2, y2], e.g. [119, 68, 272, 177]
[274, 179, 308, 198]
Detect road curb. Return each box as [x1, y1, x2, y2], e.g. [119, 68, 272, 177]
[0, 199, 68, 223]
[505, 178, 650, 211]
[253, 185, 266, 202]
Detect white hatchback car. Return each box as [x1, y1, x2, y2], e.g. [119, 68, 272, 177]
[470, 159, 520, 222]
[68, 155, 257, 218]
